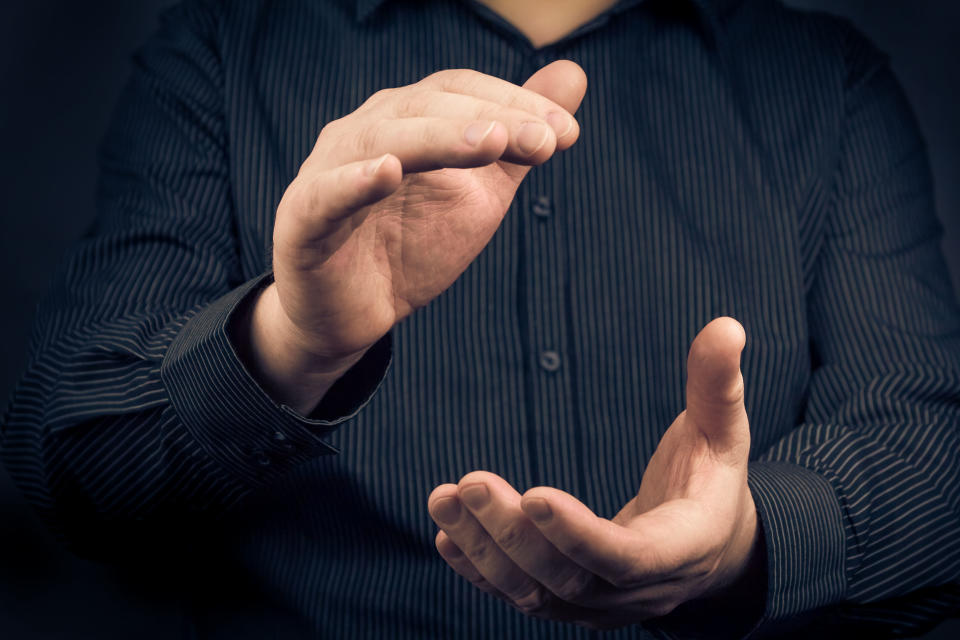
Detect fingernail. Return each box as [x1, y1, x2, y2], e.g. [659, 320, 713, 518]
[522, 497, 552, 522]
[364, 153, 389, 176]
[464, 121, 496, 146]
[459, 483, 490, 509]
[432, 496, 461, 525]
[517, 122, 549, 156]
[546, 111, 573, 139]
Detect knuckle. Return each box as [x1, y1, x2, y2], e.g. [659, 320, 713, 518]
[493, 523, 528, 552]
[552, 570, 592, 602]
[417, 123, 444, 153]
[355, 123, 381, 157]
[464, 540, 490, 562]
[512, 586, 549, 615]
[422, 68, 457, 86]
[318, 118, 341, 139]
[365, 87, 394, 106]
[419, 69, 444, 84]
[390, 89, 424, 118]
[427, 67, 476, 91]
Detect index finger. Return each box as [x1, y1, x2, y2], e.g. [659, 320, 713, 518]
[418, 66, 581, 134]
[520, 487, 677, 589]
[454, 472, 597, 604]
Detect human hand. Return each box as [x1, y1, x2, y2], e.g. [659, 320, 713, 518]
[238, 61, 587, 413]
[427, 317, 761, 630]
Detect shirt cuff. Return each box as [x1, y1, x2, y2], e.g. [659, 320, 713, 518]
[160, 272, 392, 488]
[745, 461, 847, 634]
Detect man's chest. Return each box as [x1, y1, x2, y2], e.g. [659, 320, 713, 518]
[220, 1, 836, 496]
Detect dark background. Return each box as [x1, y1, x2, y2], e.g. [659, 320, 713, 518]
[1, 1, 958, 637]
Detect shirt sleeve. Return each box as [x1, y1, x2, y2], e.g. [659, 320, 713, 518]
[0, 0, 390, 563]
[744, 27, 960, 636]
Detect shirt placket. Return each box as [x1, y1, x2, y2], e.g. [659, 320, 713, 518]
[514, 49, 580, 491]
[462, 0, 634, 493]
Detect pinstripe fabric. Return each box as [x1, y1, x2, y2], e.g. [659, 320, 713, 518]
[2, 0, 959, 637]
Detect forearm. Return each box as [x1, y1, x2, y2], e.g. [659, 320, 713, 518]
[761, 401, 960, 597]
[654, 522, 768, 638]
[741, 373, 960, 637]
[1, 275, 392, 561]
[0, 304, 248, 560]
[743, 23, 960, 631]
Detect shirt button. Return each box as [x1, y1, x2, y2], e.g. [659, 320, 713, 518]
[538, 350, 561, 372]
[531, 195, 552, 219]
[273, 431, 295, 451]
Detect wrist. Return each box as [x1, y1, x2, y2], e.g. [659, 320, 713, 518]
[233, 282, 368, 414]
[711, 509, 767, 636]
[699, 500, 767, 632]
[728, 493, 763, 591]
[657, 512, 767, 638]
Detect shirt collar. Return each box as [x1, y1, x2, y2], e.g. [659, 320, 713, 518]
[354, 0, 741, 41]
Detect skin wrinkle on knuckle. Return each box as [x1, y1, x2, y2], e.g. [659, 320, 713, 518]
[390, 89, 425, 118]
[447, 68, 481, 92]
[552, 569, 592, 602]
[429, 68, 465, 92]
[322, 132, 353, 168]
[512, 586, 549, 615]
[355, 123, 380, 159]
[464, 539, 490, 563]
[420, 123, 446, 156]
[493, 522, 528, 553]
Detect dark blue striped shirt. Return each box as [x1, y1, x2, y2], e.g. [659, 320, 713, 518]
[2, 0, 959, 636]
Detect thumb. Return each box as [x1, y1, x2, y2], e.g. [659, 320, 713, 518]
[521, 59, 588, 117]
[684, 317, 749, 457]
